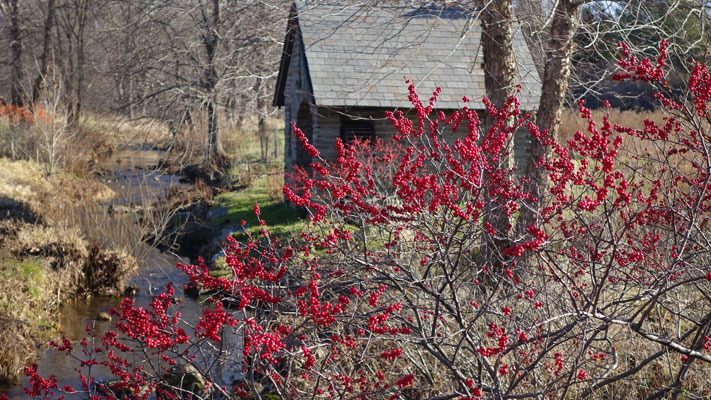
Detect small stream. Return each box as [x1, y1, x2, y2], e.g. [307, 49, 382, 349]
[1, 149, 240, 398]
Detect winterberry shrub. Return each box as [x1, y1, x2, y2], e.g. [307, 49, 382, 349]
[21, 41, 711, 400]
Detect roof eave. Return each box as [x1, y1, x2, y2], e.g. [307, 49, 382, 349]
[272, 4, 299, 107]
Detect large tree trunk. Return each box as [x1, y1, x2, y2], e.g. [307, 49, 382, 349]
[31, 0, 56, 104]
[481, 0, 518, 111]
[2, 0, 25, 107]
[480, 0, 518, 267]
[519, 0, 582, 231]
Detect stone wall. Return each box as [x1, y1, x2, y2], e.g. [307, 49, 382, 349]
[283, 28, 316, 171]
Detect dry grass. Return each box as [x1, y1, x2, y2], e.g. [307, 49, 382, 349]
[64, 114, 173, 175]
[80, 113, 171, 146]
[265, 165, 285, 202]
[0, 109, 197, 385]
[224, 115, 283, 163]
[0, 111, 174, 176]
[559, 108, 667, 145]
[0, 254, 61, 386]
[559, 107, 708, 186]
[0, 214, 87, 385]
[544, 108, 711, 397]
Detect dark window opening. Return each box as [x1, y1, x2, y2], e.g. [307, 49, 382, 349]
[340, 119, 374, 144]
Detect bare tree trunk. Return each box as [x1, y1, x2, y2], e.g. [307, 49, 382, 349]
[481, 0, 518, 111]
[235, 90, 249, 128]
[202, 0, 226, 165]
[519, 0, 582, 230]
[64, 26, 75, 118]
[31, 0, 56, 104]
[71, 0, 87, 125]
[2, 0, 25, 106]
[480, 0, 518, 267]
[207, 100, 222, 157]
[59, 0, 89, 126]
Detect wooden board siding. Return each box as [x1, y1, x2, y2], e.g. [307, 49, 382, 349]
[284, 65, 530, 172]
[312, 108, 400, 160]
[308, 107, 530, 173]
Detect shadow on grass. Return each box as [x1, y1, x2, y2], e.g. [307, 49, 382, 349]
[0, 196, 42, 225]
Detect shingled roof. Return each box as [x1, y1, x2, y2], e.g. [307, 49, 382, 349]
[274, 1, 542, 110]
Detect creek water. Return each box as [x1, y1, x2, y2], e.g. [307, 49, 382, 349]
[1, 149, 241, 398]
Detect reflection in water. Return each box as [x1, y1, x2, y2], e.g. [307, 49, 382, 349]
[101, 149, 189, 207]
[106, 169, 189, 206]
[100, 149, 163, 171]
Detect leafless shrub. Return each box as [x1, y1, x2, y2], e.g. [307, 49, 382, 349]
[265, 166, 284, 202]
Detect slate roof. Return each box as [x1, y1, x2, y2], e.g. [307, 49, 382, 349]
[274, 1, 542, 110]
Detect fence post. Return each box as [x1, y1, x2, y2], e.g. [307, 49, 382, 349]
[274, 127, 279, 159]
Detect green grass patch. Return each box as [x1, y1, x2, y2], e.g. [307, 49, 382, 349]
[208, 175, 305, 240]
[21, 258, 45, 282]
[1, 257, 45, 283]
[29, 285, 41, 299]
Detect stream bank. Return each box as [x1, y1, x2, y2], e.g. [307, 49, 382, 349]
[0, 132, 293, 397]
[0, 158, 138, 387]
[0, 144, 221, 394]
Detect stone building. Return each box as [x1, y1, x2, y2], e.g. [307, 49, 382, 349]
[273, 1, 541, 171]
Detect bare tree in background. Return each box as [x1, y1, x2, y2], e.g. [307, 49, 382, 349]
[93, 0, 286, 174]
[31, 0, 56, 105]
[476, 0, 711, 235]
[518, 0, 583, 232]
[55, 0, 90, 126]
[0, 0, 24, 106]
[256, 77, 270, 161]
[199, 0, 226, 167]
[1, 0, 706, 182]
[0, 0, 287, 174]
